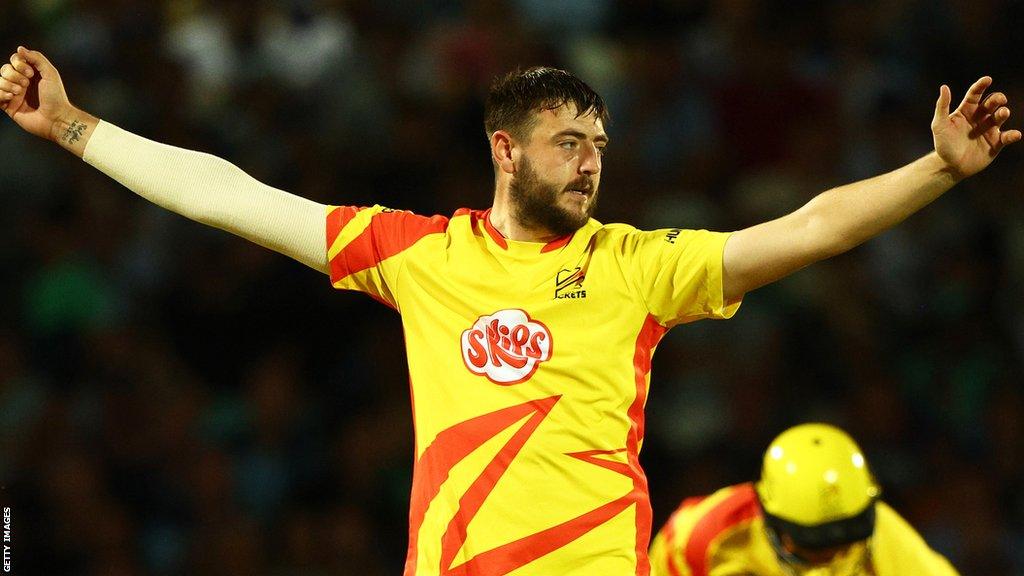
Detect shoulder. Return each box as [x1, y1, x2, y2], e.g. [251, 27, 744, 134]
[685, 483, 761, 551]
[590, 222, 725, 252]
[587, 222, 660, 256]
[872, 500, 939, 546]
[590, 221, 638, 243]
[327, 205, 452, 238]
[326, 205, 454, 272]
[873, 500, 921, 536]
[659, 483, 762, 576]
[871, 501, 960, 576]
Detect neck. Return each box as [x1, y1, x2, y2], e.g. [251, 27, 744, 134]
[489, 188, 564, 243]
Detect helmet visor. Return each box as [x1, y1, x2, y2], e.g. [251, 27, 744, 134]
[762, 501, 876, 549]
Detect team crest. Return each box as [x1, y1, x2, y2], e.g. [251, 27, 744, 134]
[554, 267, 587, 299]
[461, 309, 553, 384]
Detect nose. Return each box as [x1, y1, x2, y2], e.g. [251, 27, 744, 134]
[578, 142, 601, 176]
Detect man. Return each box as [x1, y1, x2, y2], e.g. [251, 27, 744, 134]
[0, 46, 1016, 575]
[649, 424, 959, 576]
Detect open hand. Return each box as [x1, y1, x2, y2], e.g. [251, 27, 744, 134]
[932, 77, 1022, 179]
[1, 46, 72, 142]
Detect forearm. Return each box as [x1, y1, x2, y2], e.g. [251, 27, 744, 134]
[78, 116, 328, 273]
[799, 152, 960, 256]
[724, 153, 961, 299]
[721, 76, 1017, 301]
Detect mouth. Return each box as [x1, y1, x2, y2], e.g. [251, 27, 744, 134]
[565, 188, 592, 197]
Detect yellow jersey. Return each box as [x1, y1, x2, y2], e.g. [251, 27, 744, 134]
[649, 483, 960, 576]
[327, 205, 739, 575]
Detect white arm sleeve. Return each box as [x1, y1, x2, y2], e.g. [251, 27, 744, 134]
[82, 120, 329, 274]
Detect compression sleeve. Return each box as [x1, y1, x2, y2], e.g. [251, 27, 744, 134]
[82, 120, 328, 273]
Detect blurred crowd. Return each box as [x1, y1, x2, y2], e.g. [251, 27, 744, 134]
[1, 0, 1023, 574]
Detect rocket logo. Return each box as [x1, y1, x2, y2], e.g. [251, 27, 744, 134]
[461, 309, 553, 384]
[554, 267, 587, 299]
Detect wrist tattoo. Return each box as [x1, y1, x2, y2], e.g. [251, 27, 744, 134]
[60, 120, 87, 145]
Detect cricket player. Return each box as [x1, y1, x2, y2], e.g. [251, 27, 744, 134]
[649, 424, 959, 576]
[1, 45, 1016, 575]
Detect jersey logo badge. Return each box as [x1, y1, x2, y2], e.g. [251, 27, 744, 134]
[461, 309, 553, 384]
[554, 240, 594, 300]
[554, 267, 587, 299]
[557, 266, 589, 297]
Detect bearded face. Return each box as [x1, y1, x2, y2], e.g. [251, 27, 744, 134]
[508, 154, 599, 237]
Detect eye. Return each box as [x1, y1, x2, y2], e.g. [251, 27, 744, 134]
[596, 146, 607, 156]
[559, 141, 578, 150]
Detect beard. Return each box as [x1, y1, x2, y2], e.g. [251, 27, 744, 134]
[508, 156, 598, 237]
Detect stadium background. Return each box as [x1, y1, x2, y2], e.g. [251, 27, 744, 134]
[2, 0, 1023, 574]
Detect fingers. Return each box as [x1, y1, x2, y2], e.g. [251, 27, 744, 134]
[968, 87, 1013, 138]
[982, 91, 1007, 112]
[993, 119, 1022, 152]
[976, 107, 1021, 155]
[0, 77, 23, 95]
[0, 63, 30, 89]
[16, 46, 56, 79]
[933, 84, 951, 124]
[956, 76, 994, 114]
[0, 61, 29, 107]
[987, 125, 1022, 156]
[9, 53, 34, 79]
[994, 105, 1011, 128]
[973, 91, 1008, 125]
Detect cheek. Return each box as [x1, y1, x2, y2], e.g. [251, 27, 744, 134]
[538, 160, 572, 183]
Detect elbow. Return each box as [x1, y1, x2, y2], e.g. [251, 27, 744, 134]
[802, 209, 861, 263]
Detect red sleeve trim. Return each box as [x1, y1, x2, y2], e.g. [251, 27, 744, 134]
[326, 205, 363, 249]
[330, 209, 449, 282]
[684, 483, 760, 576]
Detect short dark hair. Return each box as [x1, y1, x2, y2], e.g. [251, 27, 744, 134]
[484, 67, 608, 142]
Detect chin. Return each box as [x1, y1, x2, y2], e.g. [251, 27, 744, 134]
[569, 202, 595, 222]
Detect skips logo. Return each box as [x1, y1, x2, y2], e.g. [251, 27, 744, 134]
[554, 267, 586, 299]
[461, 309, 553, 384]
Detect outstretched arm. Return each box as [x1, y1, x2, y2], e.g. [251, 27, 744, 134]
[722, 76, 1021, 302]
[1, 47, 328, 273]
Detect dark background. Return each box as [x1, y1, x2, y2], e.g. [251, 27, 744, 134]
[2, 0, 1023, 574]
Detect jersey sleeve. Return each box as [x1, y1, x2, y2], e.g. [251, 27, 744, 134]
[870, 502, 961, 576]
[649, 486, 761, 576]
[623, 228, 741, 327]
[325, 205, 448, 309]
[83, 120, 328, 272]
[649, 530, 692, 576]
[650, 503, 698, 576]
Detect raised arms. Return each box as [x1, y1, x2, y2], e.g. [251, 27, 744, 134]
[1, 47, 329, 273]
[721, 77, 1021, 302]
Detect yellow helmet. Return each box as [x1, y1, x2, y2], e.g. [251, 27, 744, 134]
[755, 423, 880, 549]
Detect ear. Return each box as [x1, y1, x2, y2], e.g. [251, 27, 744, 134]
[490, 130, 517, 175]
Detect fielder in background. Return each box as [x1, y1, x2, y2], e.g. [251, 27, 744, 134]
[649, 424, 958, 576]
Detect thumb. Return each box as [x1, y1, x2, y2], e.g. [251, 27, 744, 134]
[17, 46, 57, 79]
[933, 84, 951, 125]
